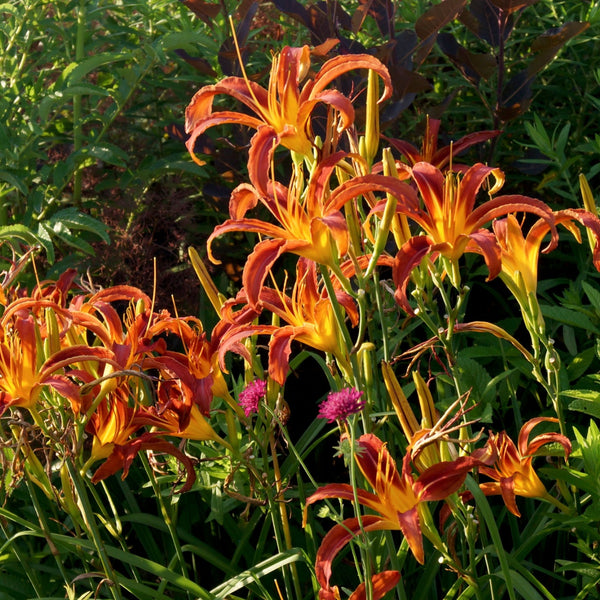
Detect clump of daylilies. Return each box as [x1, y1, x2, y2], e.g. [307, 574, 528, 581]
[3, 40, 600, 600]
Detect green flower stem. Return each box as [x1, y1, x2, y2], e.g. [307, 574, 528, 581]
[65, 459, 124, 600]
[320, 264, 362, 388]
[348, 425, 374, 600]
[372, 270, 390, 361]
[268, 430, 303, 600]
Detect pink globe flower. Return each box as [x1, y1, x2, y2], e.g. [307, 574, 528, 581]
[318, 388, 365, 423]
[238, 379, 267, 417]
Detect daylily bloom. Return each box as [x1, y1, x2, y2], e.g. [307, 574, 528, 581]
[305, 433, 486, 595]
[218, 258, 358, 385]
[493, 209, 600, 300]
[386, 116, 500, 171]
[473, 417, 571, 517]
[217, 258, 358, 385]
[389, 162, 558, 314]
[86, 392, 198, 492]
[0, 308, 115, 415]
[185, 45, 392, 162]
[382, 362, 478, 472]
[207, 146, 414, 308]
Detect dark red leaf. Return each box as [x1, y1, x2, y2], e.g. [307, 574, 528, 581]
[527, 21, 590, 77]
[271, 0, 310, 26]
[180, 0, 221, 24]
[437, 33, 496, 84]
[489, 0, 540, 13]
[357, 0, 396, 37]
[467, 0, 514, 46]
[415, 0, 468, 40]
[174, 49, 217, 76]
[497, 70, 533, 121]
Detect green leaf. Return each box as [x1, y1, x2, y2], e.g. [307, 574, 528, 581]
[465, 476, 517, 600]
[566, 347, 596, 382]
[582, 280, 600, 314]
[39, 84, 112, 122]
[48, 208, 110, 243]
[58, 53, 132, 88]
[209, 548, 307, 599]
[540, 304, 600, 333]
[0, 170, 28, 195]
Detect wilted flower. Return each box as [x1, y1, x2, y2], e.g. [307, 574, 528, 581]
[317, 387, 365, 423]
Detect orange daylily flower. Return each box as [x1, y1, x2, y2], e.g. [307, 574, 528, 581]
[209, 146, 415, 307]
[389, 162, 558, 314]
[473, 417, 571, 517]
[87, 392, 198, 492]
[0, 306, 116, 415]
[305, 433, 487, 595]
[493, 209, 600, 299]
[386, 116, 500, 171]
[218, 258, 358, 385]
[185, 45, 392, 162]
[86, 391, 149, 463]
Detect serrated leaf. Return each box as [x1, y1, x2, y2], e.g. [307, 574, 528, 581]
[48, 208, 110, 243]
[454, 355, 494, 421]
[60, 53, 132, 87]
[0, 170, 28, 195]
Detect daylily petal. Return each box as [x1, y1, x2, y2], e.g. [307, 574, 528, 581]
[91, 434, 197, 493]
[517, 416, 571, 458]
[415, 456, 481, 501]
[304, 482, 384, 515]
[392, 236, 433, 314]
[466, 229, 502, 280]
[397, 506, 425, 564]
[348, 571, 401, 600]
[315, 515, 391, 592]
[242, 238, 288, 308]
[355, 433, 404, 492]
[499, 476, 521, 517]
[307, 53, 393, 104]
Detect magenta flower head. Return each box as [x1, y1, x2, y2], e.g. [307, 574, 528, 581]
[318, 388, 366, 423]
[238, 379, 267, 417]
